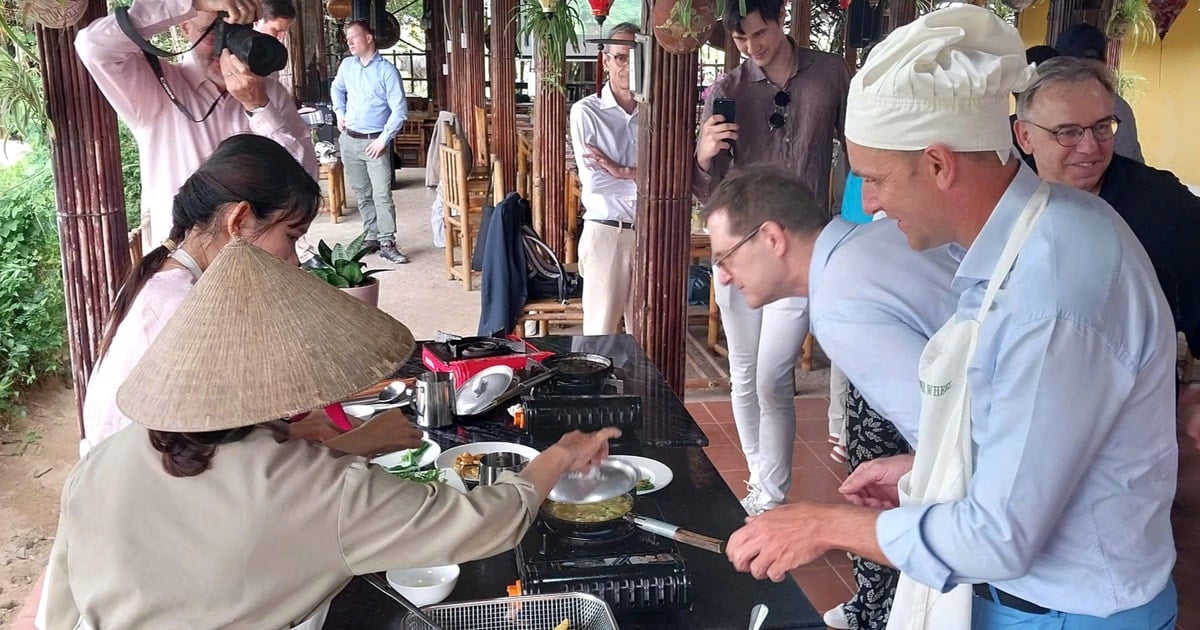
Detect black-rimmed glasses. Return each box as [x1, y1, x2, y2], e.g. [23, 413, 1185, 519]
[769, 90, 790, 131]
[712, 223, 765, 271]
[1023, 116, 1121, 147]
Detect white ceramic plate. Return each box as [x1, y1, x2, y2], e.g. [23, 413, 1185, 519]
[370, 438, 441, 470]
[438, 467, 468, 492]
[610, 455, 673, 495]
[434, 441, 541, 483]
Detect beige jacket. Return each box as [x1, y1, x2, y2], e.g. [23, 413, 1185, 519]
[44, 425, 539, 629]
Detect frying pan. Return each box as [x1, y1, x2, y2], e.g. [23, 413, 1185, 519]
[540, 493, 726, 553]
[541, 353, 613, 386]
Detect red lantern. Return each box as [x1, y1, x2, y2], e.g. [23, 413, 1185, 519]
[588, 0, 615, 25]
[1148, 0, 1188, 39]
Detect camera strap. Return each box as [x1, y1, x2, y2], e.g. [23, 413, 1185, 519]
[114, 7, 227, 124]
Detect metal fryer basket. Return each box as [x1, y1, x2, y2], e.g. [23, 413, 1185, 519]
[400, 592, 619, 630]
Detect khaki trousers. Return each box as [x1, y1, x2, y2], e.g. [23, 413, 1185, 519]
[578, 221, 636, 335]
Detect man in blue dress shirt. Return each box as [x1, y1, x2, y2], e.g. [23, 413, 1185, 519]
[723, 6, 1178, 627]
[331, 19, 409, 264]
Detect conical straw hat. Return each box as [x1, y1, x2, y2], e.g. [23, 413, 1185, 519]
[117, 238, 415, 432]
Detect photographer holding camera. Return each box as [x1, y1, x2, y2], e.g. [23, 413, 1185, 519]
[76, 0, 317, 248]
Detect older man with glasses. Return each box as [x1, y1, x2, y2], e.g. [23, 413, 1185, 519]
[1014, 56, 1200, 444]
[691, 0, 850, 519]
[569, 22, 641, 335]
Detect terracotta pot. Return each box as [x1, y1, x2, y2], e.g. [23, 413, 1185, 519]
[342, 277, 380, 308]
[327, 0, 351, 20]
[1107, 17, 1131, 40]
[652, 0, 718, 55]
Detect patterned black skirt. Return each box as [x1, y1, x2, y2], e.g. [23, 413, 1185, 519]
[842, 383, 912, 630]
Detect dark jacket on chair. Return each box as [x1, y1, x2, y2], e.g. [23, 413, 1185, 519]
[477, 193, 531, 337]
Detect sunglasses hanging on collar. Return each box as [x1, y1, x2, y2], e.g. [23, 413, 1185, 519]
[769, 90, 790, 131]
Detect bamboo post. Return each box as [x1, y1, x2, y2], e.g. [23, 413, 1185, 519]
[790, 0, 812, 47]
[462, 0, 486, 167]
[429, 0, 448, 105]
[36, 3, 130, 435]
[630, 37, 697, 396]
[490, 0, 518, 189]
[888, 0, 917, 32]
[533, 48, 568, 257]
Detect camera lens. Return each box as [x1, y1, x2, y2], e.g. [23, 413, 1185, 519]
[217, 22, 288, 77]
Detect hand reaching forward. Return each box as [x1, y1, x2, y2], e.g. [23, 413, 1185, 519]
[839, 454, 914, 509]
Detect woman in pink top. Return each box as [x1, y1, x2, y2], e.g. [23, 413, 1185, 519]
[81, 134, 322, 453]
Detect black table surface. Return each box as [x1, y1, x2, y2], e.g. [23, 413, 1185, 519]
[324, 445, 824, 629]
[400, 334, 709, 449]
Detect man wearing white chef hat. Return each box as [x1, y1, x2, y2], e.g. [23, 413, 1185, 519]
[723, 5, 1179, 628]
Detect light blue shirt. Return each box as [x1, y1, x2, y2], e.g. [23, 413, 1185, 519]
[808, 218, 959, 445]
[875, 165, 1178, 617]
[330, 53, 407, 142]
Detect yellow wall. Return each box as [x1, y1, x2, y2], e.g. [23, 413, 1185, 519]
[1018, 2, 1200, 184]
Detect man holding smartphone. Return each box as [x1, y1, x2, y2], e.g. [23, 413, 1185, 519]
[692, 0, 849, 526]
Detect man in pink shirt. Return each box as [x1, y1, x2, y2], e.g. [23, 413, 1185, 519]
[76, 0, 317, 248]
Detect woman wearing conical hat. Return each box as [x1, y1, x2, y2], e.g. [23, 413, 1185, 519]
[81, 134, 421, 455]
[43, 238, 620, 629]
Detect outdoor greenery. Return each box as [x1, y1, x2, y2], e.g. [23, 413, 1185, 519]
[517, 0, 585, 91]
[0, 10, 141, 417]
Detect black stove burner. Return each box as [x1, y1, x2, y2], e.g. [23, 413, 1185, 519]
[426, 336, 522, 362]
[516, 506, 691, 611]
[534, 374, 623, 396]
[540, 518, 636, 549]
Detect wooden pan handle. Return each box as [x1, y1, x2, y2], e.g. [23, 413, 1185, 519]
[673, 528, 726, 554]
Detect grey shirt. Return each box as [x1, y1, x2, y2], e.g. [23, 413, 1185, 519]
[694, 44, 850, 207]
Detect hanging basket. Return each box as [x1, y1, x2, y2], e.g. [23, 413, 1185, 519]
[652, 0, 718, 55]
[21, 0, 87, 29]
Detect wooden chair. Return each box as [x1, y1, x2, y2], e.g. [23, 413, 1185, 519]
[516, 133, 533, 201]
[437, 122, 491, 290]
[514, 297, 585, 337]
[472, 104, 490, 171]
[393, 119, 427, 168]
[128, 228, 144, 267]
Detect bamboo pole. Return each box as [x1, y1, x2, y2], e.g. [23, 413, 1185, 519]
[462, 0, 486, 166]
[429, 0, 448, 105]
[36, 1, 130, 435]
[790, 0, 812, 47]
[533, 47, 568, 257]
[631, 34, 697, 396]
[888, 0, 917, 32]
[490, 0, 518, 189]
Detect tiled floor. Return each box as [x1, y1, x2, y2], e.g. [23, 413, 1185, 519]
[688, 396, 1200, 630]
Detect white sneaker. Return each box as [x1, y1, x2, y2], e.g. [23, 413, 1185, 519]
[740, 482, 767, 516]
[823, 603, 851, 629]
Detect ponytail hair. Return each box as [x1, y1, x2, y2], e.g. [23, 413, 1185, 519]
[148, 426, 254, 477]
[97, 135, 322, 359]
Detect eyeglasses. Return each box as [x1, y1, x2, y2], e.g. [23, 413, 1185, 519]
[712, 223, 765, 271]
[604, 52, 630, 67]
[1023, 116, 1121, 148]
[768, 90, 790, 131]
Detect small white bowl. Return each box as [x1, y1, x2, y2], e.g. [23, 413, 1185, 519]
[385, 564, 460, 607]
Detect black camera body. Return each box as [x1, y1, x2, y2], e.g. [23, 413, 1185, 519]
[212, 13, 288, 77]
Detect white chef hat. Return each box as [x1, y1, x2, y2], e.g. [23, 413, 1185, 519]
[845, 4, 1037, 155]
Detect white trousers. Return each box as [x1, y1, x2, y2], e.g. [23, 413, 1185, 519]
[828, 362, 848, 440]
[716, 279, 809, 506]
[578, 221, 636, 335]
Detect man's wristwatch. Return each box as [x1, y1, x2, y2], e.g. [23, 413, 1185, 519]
[245, 100, 270, 117]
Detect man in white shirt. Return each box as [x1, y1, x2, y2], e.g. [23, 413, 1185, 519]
[568, 23, 639, 335]
[76, 0, 317, 248]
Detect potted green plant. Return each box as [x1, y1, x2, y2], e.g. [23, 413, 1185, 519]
[515, 0, 583, 92]
[1107, 0, 1155, 43]
[307, 232, 383, 307]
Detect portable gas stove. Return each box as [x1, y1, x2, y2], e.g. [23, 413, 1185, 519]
[515, 504, 691, 611]
[421, 336, 551, 386]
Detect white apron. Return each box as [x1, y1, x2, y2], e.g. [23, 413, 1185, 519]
[886, 182, 1050, 630]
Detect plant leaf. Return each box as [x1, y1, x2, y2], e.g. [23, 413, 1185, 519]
[317, 240, 333, 264]
[347, 231, 367, 257]
[332, 243, 348, 262]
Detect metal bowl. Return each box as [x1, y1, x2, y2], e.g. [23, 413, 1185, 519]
[547, 458, 638, 504]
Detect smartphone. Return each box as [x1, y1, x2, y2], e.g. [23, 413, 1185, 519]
[711, 98, 736, 124]
[711, 98, 736, 155]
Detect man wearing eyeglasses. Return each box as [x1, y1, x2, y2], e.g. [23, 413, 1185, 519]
[691, 0, 850, 519]
[1015, 55, 1200, 453]
[725, 7, 1179, 628]
[569, 23, 641, 334]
